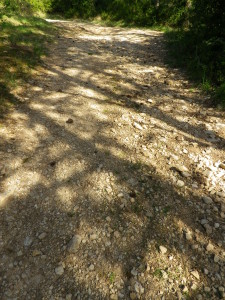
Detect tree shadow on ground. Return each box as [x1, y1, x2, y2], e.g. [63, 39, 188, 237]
[0, 21, 224, 299]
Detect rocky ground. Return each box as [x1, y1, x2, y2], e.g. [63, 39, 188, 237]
[0, 20, 225, 300]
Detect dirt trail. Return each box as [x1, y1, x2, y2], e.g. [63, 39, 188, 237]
[0, 20, 225, 299]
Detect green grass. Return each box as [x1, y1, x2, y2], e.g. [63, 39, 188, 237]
[153, 268, 163, 279]
[0, 10, 55, 117]
[109, 272, 116, 284]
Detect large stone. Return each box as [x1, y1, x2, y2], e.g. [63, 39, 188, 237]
[202, 196, 213, 205]
[159, 246, 167, 254]
[191, 270, 200, 280]
[206, 243, 214, 251]
[67, 235, 81, 253]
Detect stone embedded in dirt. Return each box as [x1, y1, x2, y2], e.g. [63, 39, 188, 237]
[214, 222, 220, 228]
[185, 232, 192, 241]
[204, 224, 213, 234]
[38, 232, 47, 240]
[206, 243, 214, 251]
[133, 122, 143, 130]
[159, 245, 167, 254]
[200, 219, 208, 225]
[203, 196, 213, 205]
[89, 264, 95, 271]
[181, 171, 191, 178]
[204, 268, 209, 275]
[134, 282, 144, 294]
[214, 255, 219, 263]
[32, 249, 42, 257]
[67, 235, 81, 253]
[24, 236, 33, 247]
[131, 268, 138, 276]
[191, 270, 200, 280]
[114, 231, 120, 238]
[55, 265, 64, 275]
[90, 233, 97, 240]
[66, 118, 74, 124]
[177, 180, 184, 188]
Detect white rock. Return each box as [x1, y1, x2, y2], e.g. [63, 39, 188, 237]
[159, 246, 167, 254]
[177, 180, 184, 188]
[90, 234, 97, 240]
[131, 268, 138, 276]
[134, 282, 144, 294]
[185, 233, 192, 241]
[133, 122, 143, 130]
[191, 270, 200, 280]
[55, 266, 64, 275]
[206, 243, 214, 251]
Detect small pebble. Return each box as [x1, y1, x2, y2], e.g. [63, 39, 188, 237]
[159, 246, 167, 254]
[55, 266, 64, 275]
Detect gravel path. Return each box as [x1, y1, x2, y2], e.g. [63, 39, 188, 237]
[0, 20, 225, 300]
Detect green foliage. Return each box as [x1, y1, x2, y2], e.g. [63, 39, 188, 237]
[216, 83, 225, 108]
[0, 9, 55, 116]
[50, 0, 95, 18]
[166, 0, 225, 106]
[1, 0, 51, 12]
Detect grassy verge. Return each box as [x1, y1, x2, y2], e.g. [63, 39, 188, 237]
[165, 29, 225, 109]
[0, 9, 55, 117]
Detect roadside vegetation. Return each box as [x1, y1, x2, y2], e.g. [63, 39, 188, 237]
[0, 1, 55, 116]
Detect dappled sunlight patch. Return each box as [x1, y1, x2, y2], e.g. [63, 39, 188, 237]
[56, 186, 76, 206]
[55, 158, 86, 182]
[78, 34, 112, 42]
[63, 68, 80, 77]
[0, 171, 40, 207]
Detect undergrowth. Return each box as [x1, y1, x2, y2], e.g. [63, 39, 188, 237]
[165, 29, 225, 109]
[0, 8, 55, 117]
